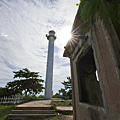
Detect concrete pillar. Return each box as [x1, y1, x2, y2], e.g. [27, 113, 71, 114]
[44, 30, 56, 99]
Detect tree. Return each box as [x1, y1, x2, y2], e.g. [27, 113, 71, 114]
[5, 68, 44, 97]
[52, 93, 59, 98]
[61, 77, 72, 99]
[61, 77, 72, 91]
[0, 87, 7, 97]
[58, 88, 68, 99]
[53, 77, 72, 99]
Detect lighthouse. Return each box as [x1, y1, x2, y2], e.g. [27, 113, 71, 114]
[44, 30, 56, 99]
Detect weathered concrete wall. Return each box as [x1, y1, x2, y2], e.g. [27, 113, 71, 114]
[63, 0, 120, 119]
[69, 18, 120, 120]
[91, 18, 120, 117]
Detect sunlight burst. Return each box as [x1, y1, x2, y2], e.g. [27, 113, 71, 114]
[65, 22, 86, 50]
[59, 22, 86, 50]
[59, 26, 72, 46]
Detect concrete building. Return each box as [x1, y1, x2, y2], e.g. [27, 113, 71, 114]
[44, 30, 56, 99]
[63, 1, 120, 120]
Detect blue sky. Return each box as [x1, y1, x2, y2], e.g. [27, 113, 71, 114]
[0, 0, 79, 95]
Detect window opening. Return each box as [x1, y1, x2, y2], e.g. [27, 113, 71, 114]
[77, 48, 103, 107]
[96, 71, 99, 81]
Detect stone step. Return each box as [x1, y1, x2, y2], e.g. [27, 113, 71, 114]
[11, 110, 55, 114]
[14, 107, 54, 110]
[8, 114, 55, 120]
[8, 106, 56, 120]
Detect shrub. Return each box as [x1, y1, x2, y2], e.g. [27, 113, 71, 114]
[38, 95, 44, 98]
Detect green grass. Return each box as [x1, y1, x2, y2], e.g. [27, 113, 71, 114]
[50, 99, 73, 116]
[0, 104, 16, 111]
[51, 100, 72, 107]
[43, 113, 61, 120]
[0, 104, 16, 120]
[56, 110, 73, 115]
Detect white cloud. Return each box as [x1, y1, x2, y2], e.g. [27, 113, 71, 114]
[0, 0, 79, 95]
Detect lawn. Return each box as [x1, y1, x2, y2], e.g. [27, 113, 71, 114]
[0, 104, 16, 120]
[50, 99, 73, 117]
[51, 99, 72, 107]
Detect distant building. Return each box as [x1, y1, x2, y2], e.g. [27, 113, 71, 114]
[64, 1, 120, 120]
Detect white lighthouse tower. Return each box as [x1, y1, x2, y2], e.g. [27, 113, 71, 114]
[44, 30, 56, 99]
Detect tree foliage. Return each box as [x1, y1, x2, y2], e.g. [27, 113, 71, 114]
[13, 68, 40, 79]
[53, 77, 72, 100]
[61, 77, 72, 90]
[77, 0, 120, 25]
[5, 68, 44, 96]
[61, 77, 72, 99]
[0, 87, 7, 97]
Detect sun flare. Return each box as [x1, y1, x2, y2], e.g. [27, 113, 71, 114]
[59, 26, 72, 46]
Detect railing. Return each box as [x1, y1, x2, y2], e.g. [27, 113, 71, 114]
[0, 95, 26, 105]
